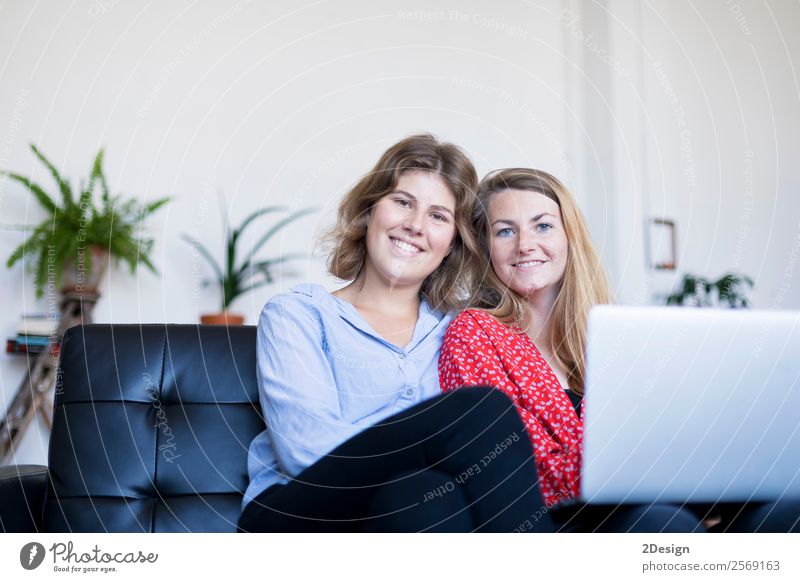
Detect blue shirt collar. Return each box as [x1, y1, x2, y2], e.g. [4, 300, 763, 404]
[290, 283, 446, 352]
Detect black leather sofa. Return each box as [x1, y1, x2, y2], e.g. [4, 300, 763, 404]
[0, 324, 264, 532]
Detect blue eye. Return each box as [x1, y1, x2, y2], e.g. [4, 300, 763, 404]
[496, 228, 514, 238]
[536, 223, 553, 233]
[394, 198, 412, 208]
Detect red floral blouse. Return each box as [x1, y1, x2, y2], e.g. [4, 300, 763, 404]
[439, 309, 582, 507]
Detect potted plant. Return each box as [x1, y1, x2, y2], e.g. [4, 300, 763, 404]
[2, 144, 170, 298]
[182, 203, 316, 324]
[665, 272, 754, 308]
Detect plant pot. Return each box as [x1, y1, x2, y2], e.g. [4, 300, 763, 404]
[61, 245, 110, 297]
[200, 313, 245, 325]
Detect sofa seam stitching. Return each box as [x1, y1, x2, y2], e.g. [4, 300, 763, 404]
[150, 330, 167, 532]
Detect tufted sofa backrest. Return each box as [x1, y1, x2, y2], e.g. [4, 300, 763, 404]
[44, 324, 264, 532]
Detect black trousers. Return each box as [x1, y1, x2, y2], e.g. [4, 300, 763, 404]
[239, 387, 701, 533]
[556, 504, 704, 533]
[692, 500, 800, 533]
[549, 498, 800, 533]
[559, 500, 800, 533]
[239, 387, 553, 532]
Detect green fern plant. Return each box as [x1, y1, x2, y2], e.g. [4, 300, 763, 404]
[2, 144, 170, 298]
[181, 203, 316, 311]
[666, 272, 754, 308]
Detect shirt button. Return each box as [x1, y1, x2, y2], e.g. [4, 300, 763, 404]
[398, 353, 406, 360]
[405, 388, 414, 397]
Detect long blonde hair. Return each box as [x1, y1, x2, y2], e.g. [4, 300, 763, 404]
[471, 168, 612, 395]
[323, 133, 479, 312]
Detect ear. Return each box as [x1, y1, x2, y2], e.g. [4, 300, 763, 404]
[361, 207, 373, 230]
[444, 229, 461, 258]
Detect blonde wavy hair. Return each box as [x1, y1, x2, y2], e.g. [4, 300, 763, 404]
[323, 133, 480, 312]
[471, 168, 612, 395]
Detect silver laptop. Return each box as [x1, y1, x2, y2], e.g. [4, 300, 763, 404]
[580, 305, 800, 504]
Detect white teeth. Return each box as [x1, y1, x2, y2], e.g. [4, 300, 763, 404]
[391, 238, 422, 253]
[515, 260, 545, 268]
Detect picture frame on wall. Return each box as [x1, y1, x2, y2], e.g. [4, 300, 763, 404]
[649, 218, 676, 270]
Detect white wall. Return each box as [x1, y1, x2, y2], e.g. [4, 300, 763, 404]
[647, 0, 800, 311]
[597, 0, 800, 307]
[1, 0, 799, 464]
[0, 0, 572, 463]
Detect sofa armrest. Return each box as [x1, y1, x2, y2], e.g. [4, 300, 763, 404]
[0, 464, 48, 532]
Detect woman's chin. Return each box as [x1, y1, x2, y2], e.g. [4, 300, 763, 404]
[505, 278, 539, 298]
[382, 270, 430, 290]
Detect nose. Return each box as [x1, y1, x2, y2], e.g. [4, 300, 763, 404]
[402, 209, 424, 234]
[517, 230, 538, 254]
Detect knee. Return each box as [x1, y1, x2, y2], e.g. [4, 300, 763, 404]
[727, 499, 800, 533]
[442, 386, 516, 419]
[437, 387, 525, 441]
[237, 500, 270, 533]
[606, 504, 703, 533]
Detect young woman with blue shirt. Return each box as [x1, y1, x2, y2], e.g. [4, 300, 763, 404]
[239, 134, 553, 532]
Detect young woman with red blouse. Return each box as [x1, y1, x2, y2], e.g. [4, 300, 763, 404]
[439, 169, 601, 512]
[439, 168, 799, 532]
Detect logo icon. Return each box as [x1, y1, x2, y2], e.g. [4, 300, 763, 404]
[20, 542, 46, 570]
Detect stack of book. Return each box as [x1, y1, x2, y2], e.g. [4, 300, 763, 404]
[6, 314, 60, 356]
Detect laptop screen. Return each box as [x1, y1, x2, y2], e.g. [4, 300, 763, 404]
[581, 306, 800, 504]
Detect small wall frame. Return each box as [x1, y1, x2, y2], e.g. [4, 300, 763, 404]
[649, 218, 676, 270]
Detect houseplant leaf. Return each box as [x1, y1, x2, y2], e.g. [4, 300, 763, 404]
[183, 202, 316, 317]
[248, 207, 317, 260]
[86, 148, 104, 195]
[3, 145, 170, 298]
[30, 144, 73, 206]
[142, 197, 172, 216]
[180, 234, 224, 284]
[235, 206, 287, 240]
[0, 172, 58, 213]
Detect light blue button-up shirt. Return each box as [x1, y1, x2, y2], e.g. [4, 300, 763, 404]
[243, 284, 453, 509]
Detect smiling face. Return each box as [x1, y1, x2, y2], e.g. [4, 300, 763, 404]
[362, 170, 457, 291]
[487, 188, 568, 306]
